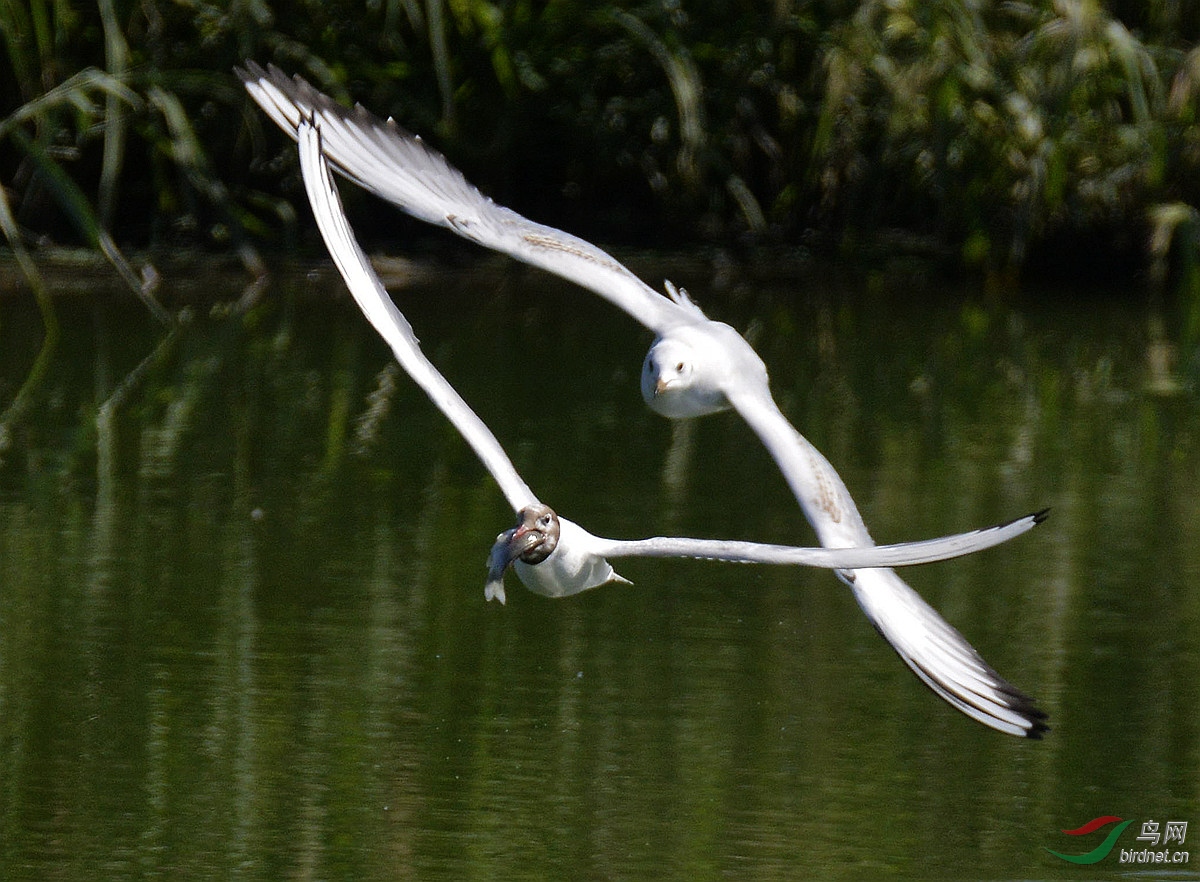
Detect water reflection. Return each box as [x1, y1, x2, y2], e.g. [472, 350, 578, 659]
[1, 268, 1198, 880]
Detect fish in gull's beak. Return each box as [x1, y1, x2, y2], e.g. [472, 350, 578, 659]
[484, 504, 560, 604]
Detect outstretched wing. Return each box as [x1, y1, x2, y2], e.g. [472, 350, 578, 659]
[851, 567, 1048, 737]
[297, 119, 538, 513]
[726, 384, 1048, 738]
[595, 509, 1046, 568]
[239, 61, 692, 336]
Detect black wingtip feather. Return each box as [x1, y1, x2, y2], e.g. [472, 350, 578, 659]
[1012, 695, 1050, 739]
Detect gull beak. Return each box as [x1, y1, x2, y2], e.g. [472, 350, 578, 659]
[654, 378, 669, 396]
[483, 523, 543, 604]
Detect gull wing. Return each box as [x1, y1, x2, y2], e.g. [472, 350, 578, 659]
[725, 384, 1048, 738]
[850, 567, 1048, 737]
[239, 62, 691, 336]
[297, 120, 538, 513]
[723, 385, 874, 548]
[593, 510, 1045, 568]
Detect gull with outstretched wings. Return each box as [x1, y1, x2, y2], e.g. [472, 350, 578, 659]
[245, 63, 1049, 738]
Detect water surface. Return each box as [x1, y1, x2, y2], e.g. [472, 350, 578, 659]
[1, 263, 1197, 880]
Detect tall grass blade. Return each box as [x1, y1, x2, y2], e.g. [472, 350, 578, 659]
[97, 0, 132, 226]
[0, 67, 140, 141]
[0, 179, 59, 462]
[8, 128, 169, 324]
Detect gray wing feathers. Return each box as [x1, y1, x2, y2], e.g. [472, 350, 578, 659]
[727, 385, 1047, 737]
[725, 386, 874, 547]
[239, 62, 684, 334]
[595, 512, 1042, 567]
[297, 120, 538, 512]
[853, 569, 1047, 737]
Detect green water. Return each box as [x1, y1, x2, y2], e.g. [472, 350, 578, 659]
[1, 264, 1197, 880]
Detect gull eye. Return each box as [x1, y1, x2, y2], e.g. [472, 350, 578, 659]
[675, 361, 686, 373]
[538, 514, 553, 529]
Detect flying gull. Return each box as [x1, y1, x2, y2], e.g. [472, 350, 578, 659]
[245, 66, 1050, 737]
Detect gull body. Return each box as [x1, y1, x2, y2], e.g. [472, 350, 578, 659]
[246, 65, 1048, 737]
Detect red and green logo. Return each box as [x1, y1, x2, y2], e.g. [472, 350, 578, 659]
[1047, 816, 1190, 866]
[1045, 816, 1134, 864]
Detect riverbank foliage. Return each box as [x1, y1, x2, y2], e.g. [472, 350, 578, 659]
[3, 0, 1200, 289]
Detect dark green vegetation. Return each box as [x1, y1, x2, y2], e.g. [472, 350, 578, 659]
[3, 0, 1200, 280]
[3, 3, 1200, 446]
